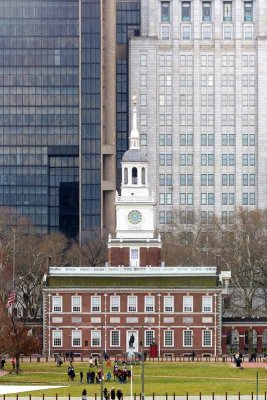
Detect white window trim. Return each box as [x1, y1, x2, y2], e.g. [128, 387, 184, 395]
[202, 23, 212, 40]
[161, 24, 171, 41]
[91, 330, 101, 347]
[144, 330, 155, 347]
[110, 330, 120, 347]
[52, 296, 62, 313]
[202, 329, 213, 347]
[183, 295, 193, 312]
[71, 296, 81, 313]
[130, 247, 140, 268]
[181, 24, 192, 41]
[72, 330, 82, 347]
[52, 330, 63, 347]
[164, 330, 174, 347]
[223, 24, 233, 40]
[91, 295, 101, 313]
[127, 295, 138, 313]
[145, 296, 155, 313]
[164, 295, 174, 313]
[183, 330, 193, 347]
[110, 296, 120, 313]
[202, 295, 213, 313]
[243, 24, 253, 41]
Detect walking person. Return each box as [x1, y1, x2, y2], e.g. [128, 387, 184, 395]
[80, 371, 84, 383]
[82, 389, 87, 400]
[110, 387, 116, 400]
[116, 388, 123, 400]
[103, 387, 110, 400]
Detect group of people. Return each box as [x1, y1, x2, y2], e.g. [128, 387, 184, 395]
[113, 362, 131, 384]
[82, 387, 123, 400]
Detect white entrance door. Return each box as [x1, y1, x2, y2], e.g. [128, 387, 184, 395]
[126, 330, 139, 354]
[130, 247, 140, 267]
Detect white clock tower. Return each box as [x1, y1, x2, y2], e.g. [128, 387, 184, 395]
[108, 97, 162, 267]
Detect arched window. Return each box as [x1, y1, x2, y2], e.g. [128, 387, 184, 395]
[132, 167, 138, 184]
[262, 330, 267, 352]
[141, 167, 146, 184]
[245, 329, 257, 352]
[124, 168, 128, 184]
[226, 329, 239, 353]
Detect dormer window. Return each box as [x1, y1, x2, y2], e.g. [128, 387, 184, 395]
[132, 167, 138, 184]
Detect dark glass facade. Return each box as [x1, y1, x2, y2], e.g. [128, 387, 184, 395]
[0, 0, 101, 237]
[116, 0, 140, 189]
[81, 0, 101, 235]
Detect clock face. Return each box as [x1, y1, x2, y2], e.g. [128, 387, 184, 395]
[128, 210, 142, 225]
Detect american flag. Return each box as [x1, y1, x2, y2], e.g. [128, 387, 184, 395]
[6, 291, 16, 307]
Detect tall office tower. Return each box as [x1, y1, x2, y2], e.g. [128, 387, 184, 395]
[130, 0, 267, 230]
[116, 0, 140, 188]
[0, 0, 116, 239]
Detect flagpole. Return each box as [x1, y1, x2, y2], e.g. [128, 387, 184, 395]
[12, 228, 16, 290]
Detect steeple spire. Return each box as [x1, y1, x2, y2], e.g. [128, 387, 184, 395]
[129, 95, 140, 149]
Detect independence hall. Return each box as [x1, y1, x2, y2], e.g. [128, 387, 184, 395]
[43, 101, 230, 358]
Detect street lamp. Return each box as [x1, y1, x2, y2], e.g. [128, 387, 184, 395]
[100, 322, 104, 400]
[140, 325, 144, 400]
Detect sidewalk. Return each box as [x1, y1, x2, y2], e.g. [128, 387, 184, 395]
[0, 397, 265, 400]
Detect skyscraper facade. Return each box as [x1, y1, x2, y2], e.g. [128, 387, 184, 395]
[116, 0, 140, 188]
[0, 0, 116, 239]
[130, 0, 267, 229]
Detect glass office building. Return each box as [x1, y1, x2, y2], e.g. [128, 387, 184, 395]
[0, 0, 116, 239]
[116, 0, 140, 188]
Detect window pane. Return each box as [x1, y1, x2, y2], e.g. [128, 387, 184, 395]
[182, 2, 191, 21]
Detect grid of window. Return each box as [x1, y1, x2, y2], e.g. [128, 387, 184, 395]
[202, 296, 213, 312]
[159, 174, 173, 186]
[128, 296, 137, 312]
[159, 211, 172, 224]
[183, 296, 193, 312]
[72, 330, 81, 347]
[164, 296, 174, 312]
[53, 330, 62, 347]
[110, 296, 120, 312]
[110, 330, 120, 347]
[91, 330, 101, 347]
[0, 0, 82, 236]
[91, 296, 101, 312]
[145, 296, 155, 312]
[145, 330, 155, 347]
[72, 296, 81, 313]
[52, 296, 62, 313]
[242, 193, 255, 205]
[159, 193, 172, 205]
[203, 330, 212, 347]
[164, 330, 174, 347]
[183, 330, 193, 347]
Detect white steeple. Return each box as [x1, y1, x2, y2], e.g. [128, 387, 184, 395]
[129, 95, 140, 150]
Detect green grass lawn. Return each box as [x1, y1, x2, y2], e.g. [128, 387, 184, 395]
[1, 362, 267, 396]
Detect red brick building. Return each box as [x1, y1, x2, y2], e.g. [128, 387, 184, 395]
[42, 102, 230, 357]
[43, 266, 230, 357]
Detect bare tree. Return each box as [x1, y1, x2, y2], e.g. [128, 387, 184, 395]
[216, 209, 267, 317]
[67, 231, 108, 267]
[163, 208, 267, 317]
